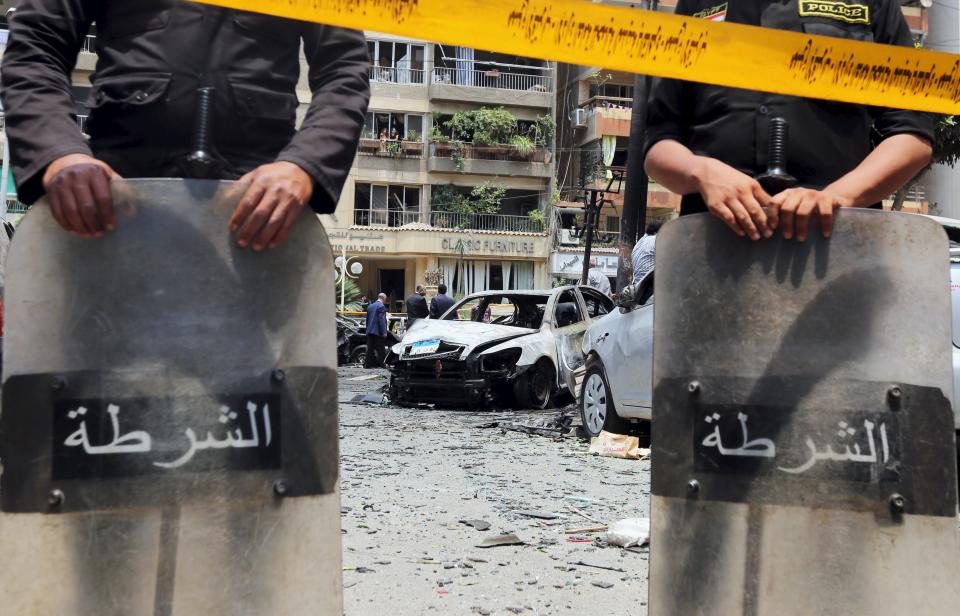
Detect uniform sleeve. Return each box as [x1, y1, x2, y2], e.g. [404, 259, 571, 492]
[0, 0, 95, 205]
[868, 0, 934, 143]
[643, 0, 694, 156]
[277, 25, 370, 214]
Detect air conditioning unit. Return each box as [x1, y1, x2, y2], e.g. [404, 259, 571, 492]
[571, 108, 587, 129]
[559, 229, 579, 246]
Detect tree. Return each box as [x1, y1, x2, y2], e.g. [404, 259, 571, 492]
[891, 115, 960, 211]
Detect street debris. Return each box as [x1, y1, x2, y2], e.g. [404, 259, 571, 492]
[513, 510, 559, 520]
[591, 580, 615, 589]
[569, 560, 627, 573]
[460, 519, 492, 531]
[477, 533, 526, 548]
[347, 394, 387, 405]
[588, 430, 650, 460]
[563, 526, 608, 535]
[601, 518, 650, 548]
[348, 374, 384, 382]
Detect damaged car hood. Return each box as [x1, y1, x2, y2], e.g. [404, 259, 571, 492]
[395, 321, 537, 358]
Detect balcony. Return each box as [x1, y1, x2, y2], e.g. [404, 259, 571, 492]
[575, 96, 633, 145]
[428, 142, 552, 178]
[355, 138, 425, 176]
[352, 209, 545, 234]
[430, 67, 552, 108]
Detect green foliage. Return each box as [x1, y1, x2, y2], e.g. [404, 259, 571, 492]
[431, 184, 470, 213]
[530, 115, 556, 145]
[429, 125, 448, 142]
[385, 140, 403, 157]
[510, 134, 535, 158]
[550, 187, 562, 205]
[405, 129, 422, 142]
[934, 115, 960, 168]
[470, 182, 507, 214]
[443, 107, 518, 145]
[451, 140, 466, 172]
[336, 276, 363, 311]
[527, 208, 546, 227]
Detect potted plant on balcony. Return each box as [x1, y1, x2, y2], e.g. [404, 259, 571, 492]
[403, 130, 423, 156]
[430, 125, 453, 158]
[509, 135, 535, 162]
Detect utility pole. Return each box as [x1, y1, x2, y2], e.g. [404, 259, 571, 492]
[616, 0, 657, 293]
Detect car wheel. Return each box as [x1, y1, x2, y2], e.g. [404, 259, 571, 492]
[580, 362, 627, 438]
[349, 346, 367, 365]
[513, 361, 554, 410]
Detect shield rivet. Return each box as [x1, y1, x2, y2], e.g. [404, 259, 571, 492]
[687, 381, 701, 395]
[687, 479, 700, 496]
[889, 493, 906, 514]
[273, 480, 289, 497]
[47, 489, 64, 509]
[271, 369, 286, 383]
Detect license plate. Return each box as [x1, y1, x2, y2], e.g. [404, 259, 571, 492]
[410, 339, 441, 355]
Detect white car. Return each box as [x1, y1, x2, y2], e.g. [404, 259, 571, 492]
[389, 286, 614, 409]
[579, 275, 655, 437]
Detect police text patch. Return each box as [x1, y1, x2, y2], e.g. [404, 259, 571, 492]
[799, 1, 870, 24]
[693, 2, 727, 22]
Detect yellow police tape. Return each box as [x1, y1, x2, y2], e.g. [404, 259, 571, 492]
[195, 0, 960, 114]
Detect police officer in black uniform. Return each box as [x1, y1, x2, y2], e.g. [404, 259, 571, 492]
[645, 0, 933, 242]
[1, 0, 370, 251]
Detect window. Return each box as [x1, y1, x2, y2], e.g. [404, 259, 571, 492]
[581, 288, 614, 318]
[554, 291, 584, 327]
[362, 111, 425, 141]
[354, 183, 422, 227]
[605, 215, 620, 234]
[368, 40, 426, 84]
[590, 82, 635, 100]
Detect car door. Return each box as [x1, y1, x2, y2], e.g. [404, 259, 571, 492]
[552, 289, 589, 393]
[609, 295, 654, 412]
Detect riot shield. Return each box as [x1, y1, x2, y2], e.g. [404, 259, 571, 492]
[651, 210, 960, 615]
[0, 180, 341, 615]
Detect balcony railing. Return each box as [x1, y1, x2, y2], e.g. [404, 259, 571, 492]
[431, 141, 551, 164]
[354, 209, 424, 228]
[357, 138, 424, 159]
[579, 95, 633, 112]
[432, 67, 551, 92]
[368, 66, 425, 85]
[352, 208, 545, 233]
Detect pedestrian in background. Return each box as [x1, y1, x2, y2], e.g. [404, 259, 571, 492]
[364, 293, 388, 368]
[586, 258, 611, 297]
[430, 283, 456, 320]
[405, 284, 429, 327]
[631, 220, 662, 285]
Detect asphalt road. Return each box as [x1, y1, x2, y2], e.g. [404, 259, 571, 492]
[338, 365, 651, 615]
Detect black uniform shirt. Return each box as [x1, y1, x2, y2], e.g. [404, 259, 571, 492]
[644, 0, 934, 214]
[0, 0, 371, 213]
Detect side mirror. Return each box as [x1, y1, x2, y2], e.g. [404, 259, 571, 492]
[617, 284, 638, 310]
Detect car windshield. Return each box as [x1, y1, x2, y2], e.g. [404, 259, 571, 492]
[448, 294, 549, 329]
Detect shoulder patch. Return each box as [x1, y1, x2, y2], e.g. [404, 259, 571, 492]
[798, 1, 870, 25]
[692, 2, 728, 22]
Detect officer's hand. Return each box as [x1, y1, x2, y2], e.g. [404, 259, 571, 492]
[768, 187, 852, 241]
[693, 158, 773, 241]
[230, 162, 313, 251]
[42, 154, 120, 238]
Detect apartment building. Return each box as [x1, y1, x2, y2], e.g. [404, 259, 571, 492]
[323, 34, 556, 309]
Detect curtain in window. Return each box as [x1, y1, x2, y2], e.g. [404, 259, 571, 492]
[439, 258, 457, 293]
[501, 261, 513, 291]
[474, 261, 489, 293]
[514, 262, 534, 290]
[455, 47, 475, 86]
[602, 135, 616, 180]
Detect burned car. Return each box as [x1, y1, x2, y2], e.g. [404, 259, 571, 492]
[389, 286, 613, 409]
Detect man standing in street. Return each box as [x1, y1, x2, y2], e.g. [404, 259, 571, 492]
[1, 1, 370, 250]
[405, 284, 429, 327]
[586, 258, 612, 297]
[644, 0, 932, 242]
[364, 293, 388, 368]
[429, 283, 456, 320]
[631, 220, 662, 285]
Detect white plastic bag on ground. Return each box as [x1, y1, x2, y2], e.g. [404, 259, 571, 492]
[601, 517, 650, 548]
